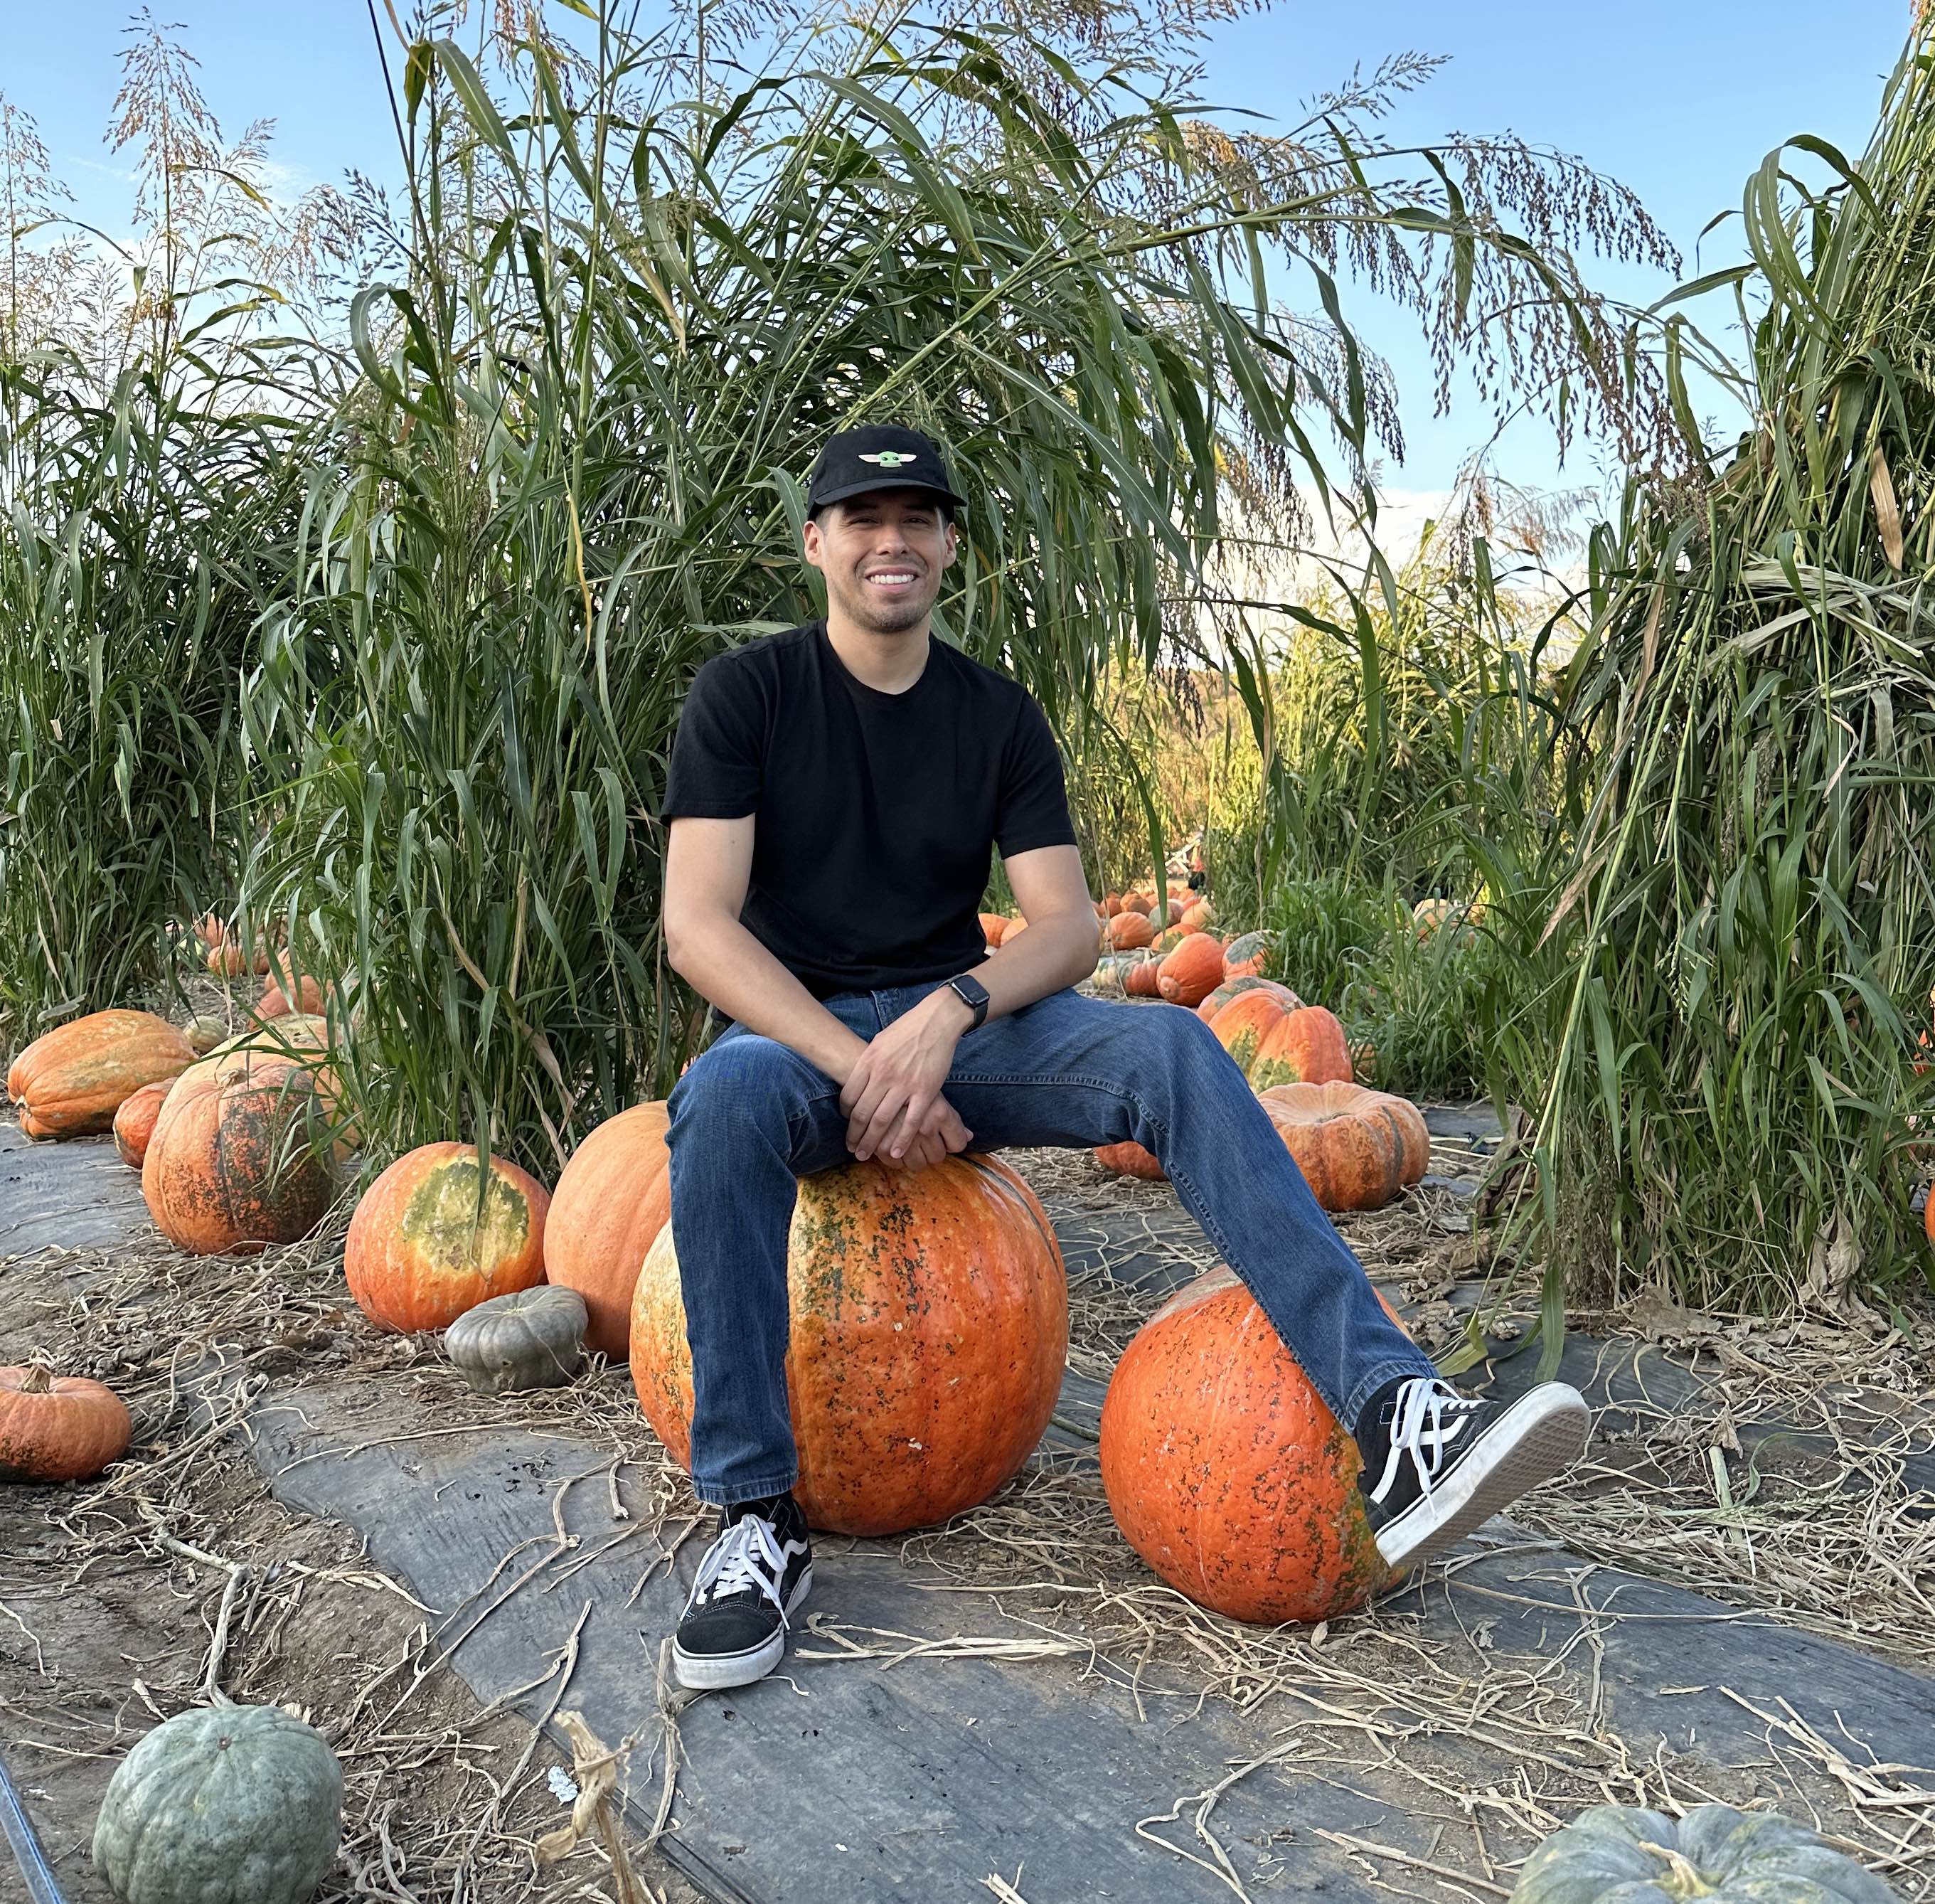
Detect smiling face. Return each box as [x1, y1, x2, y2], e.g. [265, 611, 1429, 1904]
[803, 489, 959, 637]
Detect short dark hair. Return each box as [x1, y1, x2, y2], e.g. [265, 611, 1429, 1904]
[809, 490, 954, 529]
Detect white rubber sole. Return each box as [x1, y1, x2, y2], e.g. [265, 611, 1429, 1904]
[671, 1565, 814, 1692]
[1373, 1386, 1590, 1570]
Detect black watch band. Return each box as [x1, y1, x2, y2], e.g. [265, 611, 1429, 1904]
[947, 972, 991, 1031]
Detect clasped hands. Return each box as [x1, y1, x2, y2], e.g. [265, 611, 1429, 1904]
[838, 990, 974, 1171]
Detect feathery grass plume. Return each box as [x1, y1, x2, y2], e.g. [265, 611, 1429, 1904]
[1481, 26, 1935, 1346]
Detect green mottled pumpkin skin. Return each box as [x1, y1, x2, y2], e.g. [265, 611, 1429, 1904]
[1511, 1804, 1899, 1904]
[92, 1703, 343, 1904]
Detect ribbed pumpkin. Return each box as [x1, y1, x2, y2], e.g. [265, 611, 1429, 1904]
[1102, 890, 1124, 918]
[6, 1010, 196, 1139]
[1258, 1081, 1430, 1212]
[1249, 1004, 1354, 1092]
[180, 1015, 228, 1055]
[92, 1703, 343, 1904]
[143, 1052, 336, 1255]
[1124, 952, 1164, 998]
[629, 1154, 1066, 1536]
[0, 1363, 132, 1482]
[345, 1143, 550, 1334]
[1101, 1265, 1396, 1623]
[1180, 897, 1215, 933]
[114, 1080, 172, 1169]
[1510, 1803, 1898, 1904]
[1108, 910, 1156, 952]
[545, 1101, 671, 1359]
[1094, 1139, 1166, 1181]
[1121, 891, 1153, 915]
[1196, 974, 1303, 1024]
[260, 974, 326, 1020]
[1156, 932, 1226, 1008]
[1222, 930, 1276, 980]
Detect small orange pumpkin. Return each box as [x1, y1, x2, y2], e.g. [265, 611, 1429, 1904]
[630, 1154, 1065, 1536]
[1102, 891, 1124, 918]
[1122, 891, 1153, 916]
[346, 1143, 550, 1334]
[545, 1102, 671, 1360]
[1220, 930, 1276, 981]
[1156, 932, 1226, 1009]
[113, 1080, 171, 1169]
[1257, 1080, 1430, 1211]
[1179, 898, 1215, 934]
[6, 1010, 196, 1139]
[1100, 1265, 1398, 1624]
[0, 1363, 133, 1483]
[979, 912, 1009, 948]
[1124, 952, 1164, 999]
[1095, 1139, 1166, 1181]
[1109, 910, 1156, 952]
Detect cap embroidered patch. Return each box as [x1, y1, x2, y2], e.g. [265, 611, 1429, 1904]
[858, 450, 917, 467]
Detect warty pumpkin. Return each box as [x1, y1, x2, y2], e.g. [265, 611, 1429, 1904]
[346, 1142, 550, 1333]
[1257, 1080, 1430, 1212]
[544, 1100, 671, 1359]
[1508, 1802, 1898, 1904]
[1108, 910, 1156, 952]
[0, 1363, 132, 1482]
[630, 1154, 1066, 1536]
[114, 1080, 172, 1169]
[1156, 931, 1226, 1008]
[6, 1009, 196, 1139]
[92, 1702, 343, 1904]
[143, 1049, 336, 1255]
[1099, 1265, 1396, 1623]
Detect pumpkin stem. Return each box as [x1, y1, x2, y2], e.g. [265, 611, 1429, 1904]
[19, 1361, 53, 1395]
[1638, 1841, 1712, 1898]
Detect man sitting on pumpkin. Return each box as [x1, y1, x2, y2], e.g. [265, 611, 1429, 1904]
[656, 424, 1589, 1691]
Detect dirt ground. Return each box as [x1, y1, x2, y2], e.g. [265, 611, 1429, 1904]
[4, 1051, 1933, 1901]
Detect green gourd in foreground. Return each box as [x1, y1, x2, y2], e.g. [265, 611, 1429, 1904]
[1512, 1804, 1897, 1904]
[92, 1703, 343, 1904]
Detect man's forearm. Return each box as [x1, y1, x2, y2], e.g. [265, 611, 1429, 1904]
[668, 915, 868, 1080]
[969, 910, 1099, 1024]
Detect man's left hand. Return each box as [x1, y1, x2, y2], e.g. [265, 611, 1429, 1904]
[841, 989, 972, 1163]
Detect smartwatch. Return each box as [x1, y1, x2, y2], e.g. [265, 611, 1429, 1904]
[947, 972, 991, 1031]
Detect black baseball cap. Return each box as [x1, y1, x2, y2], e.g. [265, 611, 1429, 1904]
[805, 423, 966, 516]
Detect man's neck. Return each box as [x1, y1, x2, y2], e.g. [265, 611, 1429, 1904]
[823, 611, 931, 696]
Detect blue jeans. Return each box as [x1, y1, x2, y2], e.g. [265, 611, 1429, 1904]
[663, 982, 1436, 1506]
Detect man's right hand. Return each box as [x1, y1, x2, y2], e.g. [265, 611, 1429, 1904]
[875, 1095, 974, 1171]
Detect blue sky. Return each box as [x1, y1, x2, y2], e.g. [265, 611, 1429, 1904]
[5, 1, 1913, 497]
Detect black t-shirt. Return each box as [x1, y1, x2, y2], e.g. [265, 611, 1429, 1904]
[661, 622, 1077, 997]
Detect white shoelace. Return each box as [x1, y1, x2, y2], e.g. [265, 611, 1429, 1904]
[687, 1514, 799, 1620]
[1365, 1378, 1485, 1506]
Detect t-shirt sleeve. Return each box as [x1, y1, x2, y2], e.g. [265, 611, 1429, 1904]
[996, 695, 1077, 857]
[663, 656, 765, 819]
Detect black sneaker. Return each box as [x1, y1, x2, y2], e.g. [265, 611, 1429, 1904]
[672, 1494, 813, 1692]
[1357, 1376, 1590, 1570]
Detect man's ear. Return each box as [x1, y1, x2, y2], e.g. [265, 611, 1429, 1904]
[802, 513, 826, 572]
[942, 518, 960, 569]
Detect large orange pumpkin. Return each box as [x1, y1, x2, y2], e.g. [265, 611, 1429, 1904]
[6, 1011, 196, 1139]
[113, 1080, 171, 1169]
[345, 1143, 550, 1333]
[1099, 1265, 1396, 1623]
[629, 1154, 1066, 1536]
[0, 1364, 133, 1483]
[1156, 932, 1226, 1008]
[142, 1052, 335, 1255]
[1257, 1081, 1430, 1211]
[1249, 1004, 1354, 1092]
[1108, 910, 1155, 952]
[1095, 1139, 1166, 1181]
[545, 1102, 671, 1359]
[1196, 974, 1302, 1025]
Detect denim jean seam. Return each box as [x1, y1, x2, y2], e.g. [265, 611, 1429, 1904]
[693, 1469, 801, 1507]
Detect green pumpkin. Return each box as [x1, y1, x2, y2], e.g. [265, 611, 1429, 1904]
[444, 1284, 588, 1394]
[92, 1703, 343, 1904]
[1512, 1804, 1897, 1904]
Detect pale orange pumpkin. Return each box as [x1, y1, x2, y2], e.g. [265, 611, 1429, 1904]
[6, 1010, 196, 1139]
[0, 1363, 133, 1483]
[142, 1051, 336, 1255]
[545, 1102, 671, 1360]
[1195, 974, 1303, 1025]
[1257, 1080, 1430, 1211]
[1180, 898, 1215, 933]
[345, 1143, 550, 1334]
[979, 912, 1009, 947]
[1100, 1265, 1397, 1624]
[1108, 910, 1155, 952]
[113, 1080, 171, 1169]
[1156, 932, 1226, 1009]
[629, 1154, 1066, 1536]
